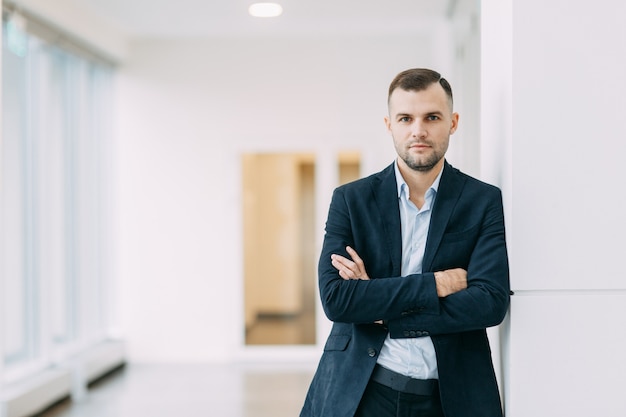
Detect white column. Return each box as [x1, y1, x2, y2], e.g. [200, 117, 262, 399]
[480, 0, 513, 409]
[482, 0, 626, 415]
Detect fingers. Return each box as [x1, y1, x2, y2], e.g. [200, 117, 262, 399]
[436, 268, 468, 297]
[347, 246, 369, 280]
[331, 254, 358, 279]
[346, 246, 362, 264]
[451, 268, 468, 280]
[448, 268, 468, 289]
[331, 246, 369, 280]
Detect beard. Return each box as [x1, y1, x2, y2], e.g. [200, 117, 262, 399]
[401, 153, 442, 172]
[398, 142, 446, 172]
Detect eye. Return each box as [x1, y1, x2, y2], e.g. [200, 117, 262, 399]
[398, 116, 411, 123]
[427, 115, 440, 121]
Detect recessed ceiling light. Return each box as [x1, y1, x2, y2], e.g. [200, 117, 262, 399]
[248, 3, 283, 18]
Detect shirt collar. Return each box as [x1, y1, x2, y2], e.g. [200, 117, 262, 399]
[394, 159, 444, 199]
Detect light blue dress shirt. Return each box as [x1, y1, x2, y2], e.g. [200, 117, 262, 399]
[376, 161, 443, 380]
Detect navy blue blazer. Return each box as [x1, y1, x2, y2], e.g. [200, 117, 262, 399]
[301, 161, 510, 417]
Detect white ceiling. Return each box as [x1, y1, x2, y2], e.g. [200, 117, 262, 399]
[73, 0, 466, 38]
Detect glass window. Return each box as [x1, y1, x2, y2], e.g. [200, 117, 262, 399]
[1, 16, 114, 384]
[1, 19, 38, 371]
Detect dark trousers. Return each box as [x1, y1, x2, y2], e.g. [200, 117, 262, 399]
[355, 380, 445, 417]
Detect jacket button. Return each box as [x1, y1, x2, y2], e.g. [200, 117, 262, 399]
[367, 348, 377, 357]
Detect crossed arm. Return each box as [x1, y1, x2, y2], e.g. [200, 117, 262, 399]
[319, 186, 510, 335]
[331, 246, 468, 298]
[326, 243, 508, 336]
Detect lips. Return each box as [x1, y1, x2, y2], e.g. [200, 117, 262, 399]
[409, 142, 431, 150]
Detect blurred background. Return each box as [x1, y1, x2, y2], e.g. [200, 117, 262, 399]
[1, 0, 626, 416]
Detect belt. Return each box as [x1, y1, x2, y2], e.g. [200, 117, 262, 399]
[370, 364, 439, 396]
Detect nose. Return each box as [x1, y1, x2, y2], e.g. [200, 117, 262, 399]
[411, 121, 426, 138]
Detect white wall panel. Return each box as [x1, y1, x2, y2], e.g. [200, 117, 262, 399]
[482, 0, 626, 415]
[506, 293, 626, 417]
[510, 0, 626, 291]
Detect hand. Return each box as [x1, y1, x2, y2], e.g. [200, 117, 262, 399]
[434, 268, 467, 297]
[331, 246, 370, 280]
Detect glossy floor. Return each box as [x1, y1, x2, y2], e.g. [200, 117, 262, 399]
[246, 312, 317, 345]
[36, 363, 315, 417]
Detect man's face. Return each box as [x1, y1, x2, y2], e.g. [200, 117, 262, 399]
[385, 84, 459, 173]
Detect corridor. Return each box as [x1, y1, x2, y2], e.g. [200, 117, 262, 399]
[36, 363, 315, 417]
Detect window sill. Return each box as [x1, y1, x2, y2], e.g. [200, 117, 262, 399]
[0, 339, 125, 417]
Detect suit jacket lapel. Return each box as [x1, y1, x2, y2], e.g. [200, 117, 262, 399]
[371, 163, 403, 276]
[423, 161, 465, 272]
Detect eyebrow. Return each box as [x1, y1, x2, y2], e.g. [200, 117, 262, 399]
[394, 110, 445, 118]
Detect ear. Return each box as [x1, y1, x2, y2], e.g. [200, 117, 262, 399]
[384, 115, 392, 132]
[449, 112, 459, 134]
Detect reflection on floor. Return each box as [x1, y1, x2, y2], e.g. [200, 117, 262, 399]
[246, 310, 316, 345]
[35, 363, 315, 417]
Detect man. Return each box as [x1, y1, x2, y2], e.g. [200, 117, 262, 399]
[300, 68, 510, 417]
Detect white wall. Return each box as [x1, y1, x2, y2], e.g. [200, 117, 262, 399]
[482, 0, 626, 415]
[113, 32, 465, 362]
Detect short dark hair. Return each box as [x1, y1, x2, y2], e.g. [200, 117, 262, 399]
[388, 68, 453, 109]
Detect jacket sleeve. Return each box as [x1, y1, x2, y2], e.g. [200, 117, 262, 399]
[387, 190, 510, 337]
[318, 183, 510, 337]
[318, 186, 441, 325]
